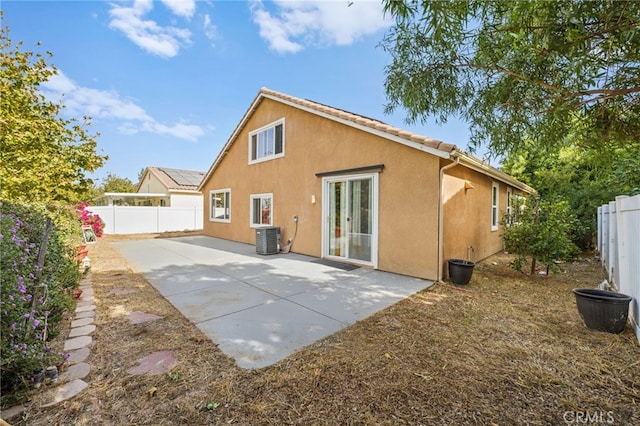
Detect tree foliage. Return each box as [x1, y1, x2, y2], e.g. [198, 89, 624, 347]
[0, 24, 107, 204]
[382, 0, 640, 155]
[101, 172, 137, 194]
[501, 197, 578, 274]
[502, 141, 640, 248]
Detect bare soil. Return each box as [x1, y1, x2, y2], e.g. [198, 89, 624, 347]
[9, 233, 640, 425]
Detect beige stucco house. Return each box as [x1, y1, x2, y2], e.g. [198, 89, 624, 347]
[199, 88, 534, 281]
[95, 167, 205, 209]
[136, 166, 205, 208]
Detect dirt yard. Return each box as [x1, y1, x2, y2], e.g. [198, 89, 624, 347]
[8, 233, 640, 425]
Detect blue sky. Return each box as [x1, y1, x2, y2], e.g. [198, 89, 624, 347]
[5, 0, 473, 184]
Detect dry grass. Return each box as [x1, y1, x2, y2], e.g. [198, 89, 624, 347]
[10, 233, 640, 425]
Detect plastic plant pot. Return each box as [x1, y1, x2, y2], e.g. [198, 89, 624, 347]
[448, 259, 475, 285]
[572, 288, 632, 334]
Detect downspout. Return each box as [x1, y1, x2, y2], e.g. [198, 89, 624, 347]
[437, 153, 460, 282]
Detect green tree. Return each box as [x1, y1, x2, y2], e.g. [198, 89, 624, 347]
[501, 197, 578, 274]
[502, 141, 640, 248]
[382, 0, 640, 155]
[101, 172, 136, 193]
[0, 24, 107, 204]
[81, 184, 103, 205]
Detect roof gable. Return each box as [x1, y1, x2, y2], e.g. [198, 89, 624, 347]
[138, 166, 205, 192]
[199, 88, 534, 194]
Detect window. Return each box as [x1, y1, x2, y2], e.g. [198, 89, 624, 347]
[210, 189, 231, 222]
[491, 182, 499, 231]
[506, 188, 512, 222]
[250, 193, 272, 227]
[249, 119, 284, 163]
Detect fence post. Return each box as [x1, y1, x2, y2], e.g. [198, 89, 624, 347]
[619, 195, 640, 344]
[601, 204, 609, 269]
[31, 218, 52, 310]
[616, 196, 629, 296]
[597, 206, 602, 257]
[609, 201, 619, 286]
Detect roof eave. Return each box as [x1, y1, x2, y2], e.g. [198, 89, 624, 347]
[453, 150, 536, 194]
[260, 92, 453, 160]
[100, 192, 168, 197]
[167, 189, 202, 194]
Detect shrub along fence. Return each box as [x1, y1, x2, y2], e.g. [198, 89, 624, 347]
[597, 194, 640, 343]
[0, 201, 82, 405]
[88, 205, 203, 235]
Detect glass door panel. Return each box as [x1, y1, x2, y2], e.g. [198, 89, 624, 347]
[326, 176, 373, 263]
[328, 181, 346, 257]
[348, 178, 372, 261]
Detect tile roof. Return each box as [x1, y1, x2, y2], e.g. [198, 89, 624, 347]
[147, 166, 205, 191]
[259, 88, 457, 153]
[199, 87, 534, 194]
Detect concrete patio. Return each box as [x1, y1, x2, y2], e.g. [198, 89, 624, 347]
[112, 235, 432, 369]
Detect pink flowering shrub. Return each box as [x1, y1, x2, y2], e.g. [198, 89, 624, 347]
[75, 202, 105, 238]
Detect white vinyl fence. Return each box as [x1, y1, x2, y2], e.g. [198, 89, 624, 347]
[88, 205, 203, 235]
[597, 194, 640, 343]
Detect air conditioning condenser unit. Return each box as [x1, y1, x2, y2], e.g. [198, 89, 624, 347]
[256, 226, 280, 255]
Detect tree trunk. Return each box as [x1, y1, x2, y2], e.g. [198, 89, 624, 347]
[530, 258, 537, 275]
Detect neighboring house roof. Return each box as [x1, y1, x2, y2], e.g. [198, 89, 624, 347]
[139, 167, 205, 193]
[199, 88, 534, 194]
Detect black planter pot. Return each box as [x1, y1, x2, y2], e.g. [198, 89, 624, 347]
[448, 259, 475, 285]
[573, 288, 632, 334]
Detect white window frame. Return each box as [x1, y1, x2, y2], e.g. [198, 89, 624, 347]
[491, 182, 499, 231]
[506, 188, 512, 220]
[250, 193, 273, 228]
[210, 189, 231, 223]
[248, 119, 285, 164]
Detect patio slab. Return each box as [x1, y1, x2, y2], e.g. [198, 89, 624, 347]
[198, 298, 345, 368]
[165, 279, 278, 323]
[144, 264, 236, 296]
[112, 236, 432, 369]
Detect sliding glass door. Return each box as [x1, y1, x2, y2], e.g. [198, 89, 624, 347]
[324, 174, 377, 266]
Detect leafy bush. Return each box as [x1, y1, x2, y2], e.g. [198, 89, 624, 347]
[0, 201, 81, 405]
[502, 197, 579, 274]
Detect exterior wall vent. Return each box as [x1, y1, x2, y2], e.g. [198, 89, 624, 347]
[256, 226, 280, 255]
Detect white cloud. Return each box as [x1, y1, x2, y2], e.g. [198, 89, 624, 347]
[251, 6, 303, 53]
[108, 0, 192, 58]
[42, 71, 204, 141]
[250, 0, 392, 54]
[144, 121, 204, 141]
[203, 13, 218, 42]
[160, 0, 196, 18]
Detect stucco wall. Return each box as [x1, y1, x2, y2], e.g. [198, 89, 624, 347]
[201, 98, 442, 279]
[442, 164, 515, 277]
